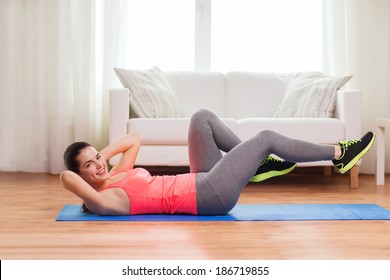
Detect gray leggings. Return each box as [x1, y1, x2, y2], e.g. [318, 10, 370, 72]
[189, 109, 335, 215]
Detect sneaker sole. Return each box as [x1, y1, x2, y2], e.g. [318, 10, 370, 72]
[250, 164, 297, 183]
[338, 133, 376, 174]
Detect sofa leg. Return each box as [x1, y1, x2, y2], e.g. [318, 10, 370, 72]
[324, 166, 333, 176]
[349, 165, 359, 189]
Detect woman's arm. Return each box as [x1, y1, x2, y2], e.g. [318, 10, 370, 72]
[60, 170, 111, 215]
[100, 132, 141, 174]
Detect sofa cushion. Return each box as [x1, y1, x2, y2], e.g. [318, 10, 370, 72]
[128, 118, 238, 145]
[237, 118, 345, 144]
[225, 72, 287, 118]
[114, 66, 182, 118]
[165, 71, 226, 117]
[135, 146, 190, 166]
[273, 75, 353, 118]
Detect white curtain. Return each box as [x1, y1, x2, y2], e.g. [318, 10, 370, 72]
[323, 0, 390, 173]
[0, 0, 125, 174]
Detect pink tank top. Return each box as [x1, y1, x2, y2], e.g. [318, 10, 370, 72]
[100, 168, 197, 215]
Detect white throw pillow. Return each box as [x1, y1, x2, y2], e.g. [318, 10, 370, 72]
[114, 66, 182, 118]
[273, 75, 352, 118]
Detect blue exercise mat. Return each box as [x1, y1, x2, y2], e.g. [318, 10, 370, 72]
[56, 204, 390, 221]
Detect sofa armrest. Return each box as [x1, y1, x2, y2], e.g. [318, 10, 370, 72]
[109, 88, 129, 143]
[334, 90, 362, 140]
[109, 88, 130, 166]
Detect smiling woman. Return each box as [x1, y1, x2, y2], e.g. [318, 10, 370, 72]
[76, 148, 109, 187]
[63, 133, 141, 187]
[61, 133, 141, 215]
[60, 109, 375, 217]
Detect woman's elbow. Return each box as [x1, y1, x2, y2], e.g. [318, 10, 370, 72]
[60, 171, 69, 185]
[132, 132, 141, 142]
[60, 170, 77, 190]
[131, 132, 141, 147]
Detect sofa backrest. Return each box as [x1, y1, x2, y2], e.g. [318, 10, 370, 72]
[225, 72, 288, 118]
[165, 71, 325, 119]
[165, 71, 226, 117]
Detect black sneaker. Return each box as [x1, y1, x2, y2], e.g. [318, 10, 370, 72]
[332, 131, 376, 174]
[250, 155, 296, 183]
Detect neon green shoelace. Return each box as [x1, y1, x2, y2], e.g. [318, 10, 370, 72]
[339, 139, 361, 150]
[262, 156, 283, 165]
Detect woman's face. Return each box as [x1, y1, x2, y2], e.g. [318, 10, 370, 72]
[77, 146, 109, 187]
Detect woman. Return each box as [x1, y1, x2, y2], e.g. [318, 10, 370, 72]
[61, 109, 375, 216]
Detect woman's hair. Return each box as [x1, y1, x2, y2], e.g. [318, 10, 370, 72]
[63, 142, 93, 213]
[81, 203, 92, 213]
[63, 142, 91, 173]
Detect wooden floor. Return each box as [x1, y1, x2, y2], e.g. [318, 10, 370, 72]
[1, 170, 390, 260]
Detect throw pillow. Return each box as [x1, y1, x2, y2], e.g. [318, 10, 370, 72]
[273, 75, 352, 118]
[114, 66, 182, 118]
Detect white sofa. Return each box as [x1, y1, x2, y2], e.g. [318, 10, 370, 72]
[109, 71, 361, 188]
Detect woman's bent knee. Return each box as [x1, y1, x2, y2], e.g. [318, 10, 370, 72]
[192, 108, 214, 120]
